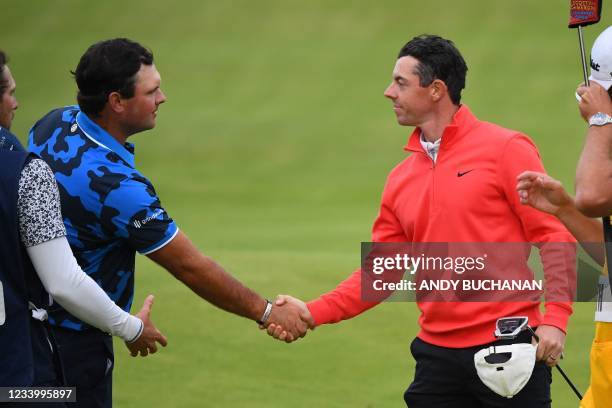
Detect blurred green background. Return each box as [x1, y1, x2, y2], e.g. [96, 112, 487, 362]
[4, 0, 610, 406]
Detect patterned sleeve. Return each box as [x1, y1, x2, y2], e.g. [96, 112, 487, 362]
[17, 158, 67, 247]
[102, 176, 178, 254]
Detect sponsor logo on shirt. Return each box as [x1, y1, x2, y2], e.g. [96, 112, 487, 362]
[133, 209, 165, 229]
[457, 169, 474, 177]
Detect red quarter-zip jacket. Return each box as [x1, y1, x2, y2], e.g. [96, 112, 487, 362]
[307, 105, 574, 347]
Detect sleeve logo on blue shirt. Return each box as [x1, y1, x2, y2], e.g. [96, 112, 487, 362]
[133, 208, 166, 229]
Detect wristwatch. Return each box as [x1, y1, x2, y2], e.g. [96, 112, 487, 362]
[588, 112, 612, 127]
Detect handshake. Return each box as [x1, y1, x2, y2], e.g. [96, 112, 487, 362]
[123, 294, 315, 358]
[260, 295, 315, 343]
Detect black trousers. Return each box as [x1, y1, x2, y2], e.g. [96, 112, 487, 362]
[53, 328, 114, 408]
[404, 334, 552, 408]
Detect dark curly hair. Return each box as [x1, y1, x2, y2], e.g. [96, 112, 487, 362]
[398, 35, 468, 105]
[72, 38, 154, 116]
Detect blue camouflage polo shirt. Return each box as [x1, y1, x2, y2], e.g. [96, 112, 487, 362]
[28, 106, 178, 331]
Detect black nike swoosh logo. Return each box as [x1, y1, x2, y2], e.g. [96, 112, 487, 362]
[457, 170, 474, 177]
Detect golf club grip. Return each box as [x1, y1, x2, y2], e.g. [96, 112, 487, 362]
[578, 27, 590, 86]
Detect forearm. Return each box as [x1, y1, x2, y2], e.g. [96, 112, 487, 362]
[557, 203, 605, 265]
[541, 302, 573, 333]
[148, 232, 266, 322]
[27, 237, 143, 342]
[539, 241, 575, 332]
[307, 269, 379, 326]
[575, 125, 612, 216]
[177, 254, 265, 321]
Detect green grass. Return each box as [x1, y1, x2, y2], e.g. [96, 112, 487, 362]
[4, 0, 608, 406]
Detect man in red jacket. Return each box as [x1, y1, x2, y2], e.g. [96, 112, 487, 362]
[269, 35, 575, 407]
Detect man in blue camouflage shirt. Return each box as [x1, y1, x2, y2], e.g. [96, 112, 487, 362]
[29, 38, 309, 408]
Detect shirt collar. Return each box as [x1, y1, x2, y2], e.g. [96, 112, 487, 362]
[404, 104, 478, 153]
[76, 111, 135, 167]
[420, 134, 441, 162]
